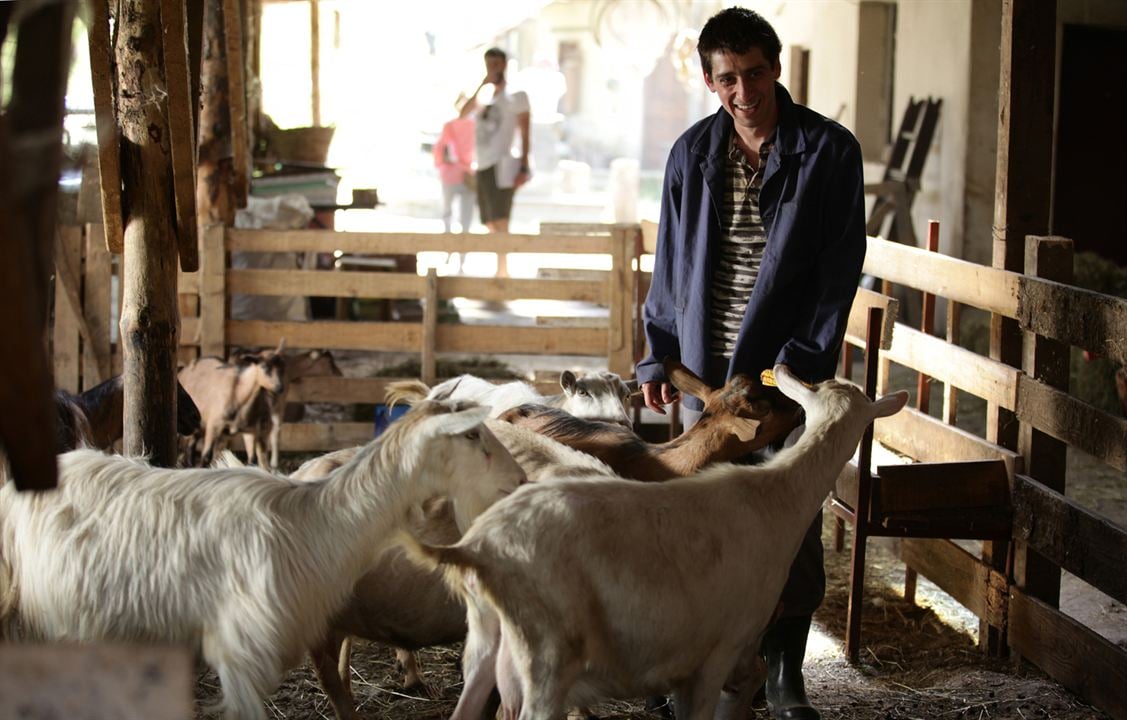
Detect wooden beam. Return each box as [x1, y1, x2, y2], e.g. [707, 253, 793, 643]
[199, 224, 227, 357]
[117, 0, 181, 466]
[225, 229, 614, 254]
[87, 0, 125, 253]
[83, 223, 114, 388]
[422, 268, 437, 384]
[901, 538, 1008, 628]
[845, 288, 898, 351]
[310, 0, 320, 126]
[862, 236, 1020, 317]
[160, 0, 200, 272]
[52, 226, 83, 393]
[0, 644, 192, 719]
[1009, 589, 1127, 720]
[1012, 474, 1127, 606]
[1017, 274, 1127, 367]
[884, 324, 1020, 409]
[225, 320, 608, 356]
[280, 421, 372, 451]
[1015, 375, 1127, 473]
[874, 407, 1022, 476]
[223, 0, 249, 206]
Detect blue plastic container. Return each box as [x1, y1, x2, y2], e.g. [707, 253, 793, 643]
[373, 403, 410, 437]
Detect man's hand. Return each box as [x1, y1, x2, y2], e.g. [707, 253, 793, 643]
[642, 381, 677, 415]
[514, 168, 531, 188]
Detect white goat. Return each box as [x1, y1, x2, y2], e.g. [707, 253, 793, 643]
[412, 365, 908, 720]
[0, 401, 526, 720]
[389, 370, 636, 427]
[279, 421, 618, 720]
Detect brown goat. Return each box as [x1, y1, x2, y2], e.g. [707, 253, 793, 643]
[497, 359, 802, 482]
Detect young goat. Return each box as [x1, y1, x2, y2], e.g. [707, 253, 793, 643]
[413, 366, 908, 720]
[178, 341, 287, 466]
[388, 370, 636, 427]
[0, 401, 526, 720]
[498, 359, 802, 482]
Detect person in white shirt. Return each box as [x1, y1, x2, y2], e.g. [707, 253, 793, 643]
[459, 47, 531, 277]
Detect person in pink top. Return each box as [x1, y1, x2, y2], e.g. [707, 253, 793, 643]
[433, 100, 476, 239]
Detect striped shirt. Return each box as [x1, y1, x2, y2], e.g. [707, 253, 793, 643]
[710, 133, 774, 358]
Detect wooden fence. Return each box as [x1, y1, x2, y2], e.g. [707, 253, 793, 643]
[843, 234, 1126, 719]
[52, 222, 1127, 718]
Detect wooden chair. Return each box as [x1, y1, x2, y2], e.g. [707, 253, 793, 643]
[829, 301, 1013, 663]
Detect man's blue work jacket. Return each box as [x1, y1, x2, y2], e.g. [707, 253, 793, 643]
[637, 84, 867, 411]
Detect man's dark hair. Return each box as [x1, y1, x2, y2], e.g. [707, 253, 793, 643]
[484, 47, 507, 62]
[697, 7, 782, 76]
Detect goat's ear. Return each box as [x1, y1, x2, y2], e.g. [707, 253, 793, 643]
[871, 390, 909, 419]
[773, 364, 815, 404]
[560, 370, 578, 395]
[666, 360, 712, 400]
[730, 417, 760, 442]
[430, 406, 490, 437]
[276, 337, 287, 354]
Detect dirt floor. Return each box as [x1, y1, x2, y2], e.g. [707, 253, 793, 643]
[190, 347, 1123, 720]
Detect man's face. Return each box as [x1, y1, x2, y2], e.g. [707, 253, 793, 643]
[704, 48, 781, 133]
[485, 55, 506, 84]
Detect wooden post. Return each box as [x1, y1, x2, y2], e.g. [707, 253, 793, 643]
[903, 220, 940, 604]
[116, 0, 181, 466]
[422, 268, 438, 385]
[53, 226, 84, 393]
[1016, 235, 1073, 607]
[224, 0, 249, 205]
[310, 0, 321, 127]
[84, 224, 114, 386]
[607, 226, 635, 376]
[197, 0, 236, 230]
[199, 224, 228, 358]
[87, 0, 125, 253]
[943, 298, 961, 424]
[984, 0, 1055, 654]
[0, 0, 74, 491]
[160, 0, 200, 272]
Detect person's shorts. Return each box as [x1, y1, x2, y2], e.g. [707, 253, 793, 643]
[476, 166, 515, 225]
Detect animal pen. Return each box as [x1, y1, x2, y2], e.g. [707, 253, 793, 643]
[4, 0, 1127, 718]
[42, 215, 1127, 719]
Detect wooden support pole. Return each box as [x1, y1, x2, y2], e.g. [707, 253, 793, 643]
[160, 0, 200, 272]
[200, 224, 228, 358]
[310, 0, 321, 127]
[607, 227, 635, 377]
[1014, 236, 1073, 607]
[422, 268, 438, 385]
[116, 0, 181, 466]
[984, 0, 1055, 655]
[87, 0, 125, 253]
[223, 0, 249, 206]
[197, 0, 236, 229]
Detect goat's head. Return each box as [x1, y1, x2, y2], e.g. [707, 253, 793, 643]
[558, 370, 634, 427]
[772, 364, 907, 430]
[664, 358, 804, 457]
[175, 381, 202, 436]
[385, 400, 527, 532]
[235, 347, 286, 394]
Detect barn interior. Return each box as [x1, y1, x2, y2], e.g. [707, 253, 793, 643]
[1, 1, 1126, 719]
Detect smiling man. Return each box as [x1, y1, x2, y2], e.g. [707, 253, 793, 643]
[636, 7, 866, 720]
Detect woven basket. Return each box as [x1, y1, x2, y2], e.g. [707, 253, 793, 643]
[267, 126, 335, 164]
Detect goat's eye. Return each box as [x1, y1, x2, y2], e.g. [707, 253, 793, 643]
[464, 429, 480, 441]
[578, 389, 589, 397]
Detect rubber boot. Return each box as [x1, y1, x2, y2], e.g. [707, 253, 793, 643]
[761, 616, 820, 720]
